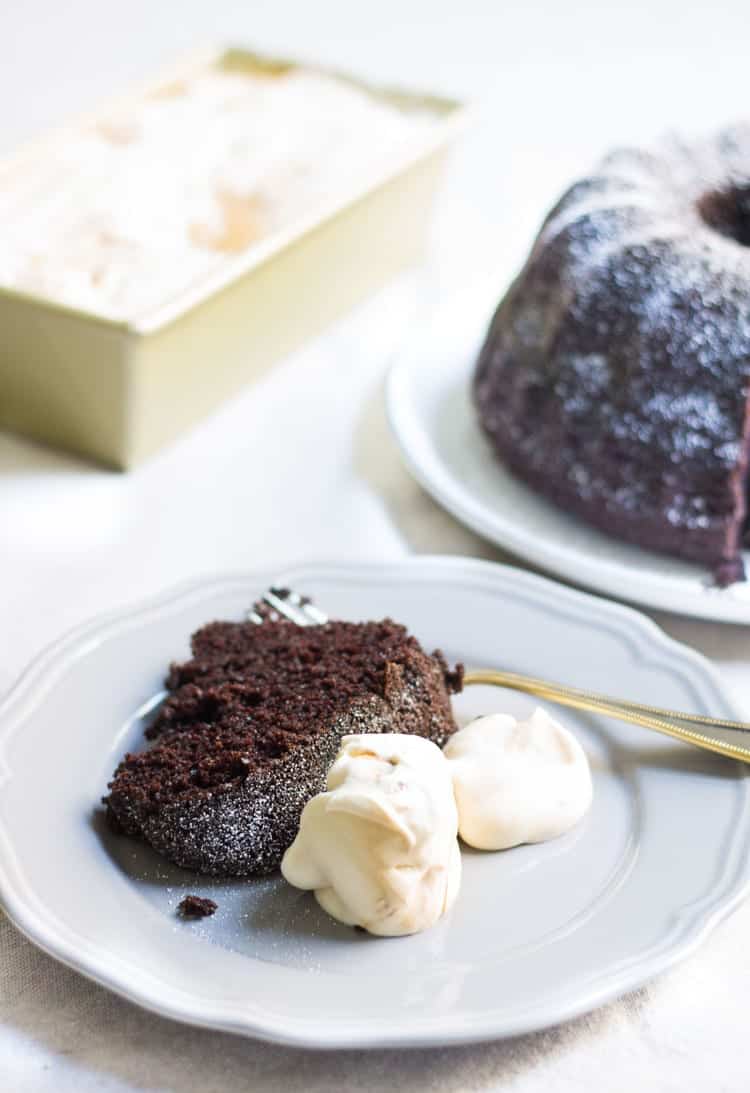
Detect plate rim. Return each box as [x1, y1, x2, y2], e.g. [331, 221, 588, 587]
[385, 313, 750, 625]
[1, 555, 748, 1048]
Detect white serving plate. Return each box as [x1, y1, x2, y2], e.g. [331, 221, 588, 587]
[386, 292, 750, 623]
[0, 557, 747, 1048]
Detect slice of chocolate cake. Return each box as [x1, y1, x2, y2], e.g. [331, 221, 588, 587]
[104, 618, 463, 876]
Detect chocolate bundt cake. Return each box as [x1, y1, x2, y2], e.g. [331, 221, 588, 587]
[474, 125, 750, 584]
[104, 618, 462, 876]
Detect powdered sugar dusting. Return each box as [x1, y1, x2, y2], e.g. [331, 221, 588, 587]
[475, 124, 750, 582]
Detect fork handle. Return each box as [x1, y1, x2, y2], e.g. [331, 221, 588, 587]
[463, 668, 750, 766]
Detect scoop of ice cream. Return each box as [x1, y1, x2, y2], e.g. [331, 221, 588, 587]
[281, 733, 460, 936]
[444, 708, 592, 850]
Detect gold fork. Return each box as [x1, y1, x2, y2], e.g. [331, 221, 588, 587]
[248, 588, 750, 766]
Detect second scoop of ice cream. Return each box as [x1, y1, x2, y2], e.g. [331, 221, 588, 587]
[444, 708, 593, 850]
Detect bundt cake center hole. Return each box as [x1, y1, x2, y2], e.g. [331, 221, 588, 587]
[697, 185, 750, 246]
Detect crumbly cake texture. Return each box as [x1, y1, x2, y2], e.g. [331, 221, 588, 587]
[104, 619, 463, 876]
[474, 124, 750, 585]
[177, 895, 217, 919]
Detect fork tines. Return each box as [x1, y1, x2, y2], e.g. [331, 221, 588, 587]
[247, 587, 328, 627]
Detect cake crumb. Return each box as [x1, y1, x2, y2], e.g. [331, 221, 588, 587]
[177, 895, 217, 919]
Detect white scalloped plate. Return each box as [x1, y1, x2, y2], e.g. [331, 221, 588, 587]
[0, 557, 748, 1048]
[386, 293, 750, 623]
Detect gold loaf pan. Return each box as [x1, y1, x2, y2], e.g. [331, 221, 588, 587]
[0, 47, 468, 468]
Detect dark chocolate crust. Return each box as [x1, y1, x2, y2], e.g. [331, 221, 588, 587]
[104, 619, 462, 876]
[474, 127, 750, 584]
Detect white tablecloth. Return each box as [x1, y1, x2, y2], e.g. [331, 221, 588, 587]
[3, 2, 750, 1089]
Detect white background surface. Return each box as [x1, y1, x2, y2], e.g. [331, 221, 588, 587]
[2, 1, 750, 1089]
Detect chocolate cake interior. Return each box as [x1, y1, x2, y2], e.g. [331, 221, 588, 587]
[105, 618, 462, 854]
